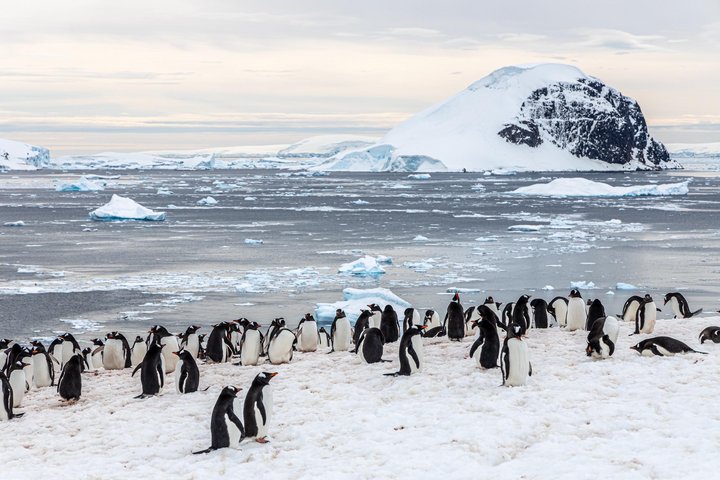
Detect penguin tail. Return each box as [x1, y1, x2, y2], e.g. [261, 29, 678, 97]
[690, 308, 703, 317]
[192, 447, 216, 455]
[201, 386, 211, 392]
[380, 359, 392, 363]
[12, 412, 24, 419]
[692, 349, 709, 355]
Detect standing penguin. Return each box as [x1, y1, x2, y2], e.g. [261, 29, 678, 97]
[403, 308, 421, 333]
[264, 318, 285, 353]
[205, 322, 234, 364]
[131, 336, 147, 367]
[1, 371, 23, 420]
[585, 299, 606, 331]
[267, 328, 297, 365]
[8, 361, 28, 407]
[89, 338, 104, 370]
[464, 306, 479, 337]
[57, 354, 82, 401]
[179, 325, 202, 358]
[621, 295, 644, 322]
[468, 305, 501, 369]
[103, 332, 130, 370]
[354, 328, 385, 364]
[330, 309, 352, 352]
[386, 325, 426, 376]
[318, 327, 331, 349]
[148, 326, 180, 373]
[566, 289, 586, 331]
[530, 299, 549, 329]
[367, 304, 383, 329]
[586, 316, 620, 359]
[483, 296, 503, 318]
[500, 324, 532, 387]
[547, 296, 568, 327]
[297, 314, 319, 353]
[197, 334, 207, 360]
[664, 293, 702, 319]
[512, 295, 531, 335]
[132, 342, 164, 399]
[193, 386, 245, 454]
[445, 293, 465, 341]
[30, 342, 55, 388]
[353, 310, 372, 345]
[634, 294, 659, 335]
[239, 322, 264, 366]
[380, 305, 400, 343]
[47, 337, 63, 365]
[174, 350, 200, 394]
[243, 372, 278, 443]
[59, 333, 82, 368]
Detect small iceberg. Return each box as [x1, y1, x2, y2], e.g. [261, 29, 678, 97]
[408, 173, 431, 180]
[315, 287, 411, 324]
[56, 176, 105, 192]
[89, 194, 166, 221]
[4, 220, 25, 227]
[570, 281, 596, 289]
[197, 196, 218, 206]
[413, 235, 429, 241]
[615, 282, 638, 290]
[511, 178, 690, 197]
[244, 238, 263, 245]
[508, 225, 541, 232]
[338, 256, 386, 277]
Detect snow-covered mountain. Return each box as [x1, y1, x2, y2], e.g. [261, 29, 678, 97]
[320, 64, 679, 172]
[0, 138, 51, 171]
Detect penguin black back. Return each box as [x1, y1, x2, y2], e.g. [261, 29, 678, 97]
[174, 350, 200, 394]
[194, 386, 245, 454]
[1, 371, 23, 420]
[512, 295, 531, 335]
[353, 310, 371, 345]
[132, 342, 164, 398]
[585, 299, 606, 331]
[243, 372, 278, 440]
[57, 354, 82, 401]
[387, 325, 426, 376]
[380, 305, 400, 343]
[445, 293, 465, 341]
[356, 327, 385, 363]
[468, 305, 501, 369]
[530, 298, 549, 328]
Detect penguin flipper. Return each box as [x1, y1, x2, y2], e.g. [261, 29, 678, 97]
[192, 447, 216, 455]
[690, 308, 703, 317]
[131, 363, 142, 377]
[528, 362, 533, 377]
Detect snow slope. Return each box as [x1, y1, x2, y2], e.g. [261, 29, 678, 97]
[0, 138, 51, 170]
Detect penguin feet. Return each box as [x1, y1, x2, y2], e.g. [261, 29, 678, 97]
[256, 437, 270, 444]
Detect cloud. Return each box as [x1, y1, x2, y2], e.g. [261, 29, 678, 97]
[573, 28, 667, 51]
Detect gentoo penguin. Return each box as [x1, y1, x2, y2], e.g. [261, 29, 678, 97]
[197, 334, 207, 360]
[205, 322, 234, 363]
[148, 325, 180, 373]
[664, 293, 702, 319]
[445, 293, 465, 341]
[530, 299, 549, 329]
[380, 305, 400, 343]
[174, 350, 200, 394]
[19, 350, 34, 391]
[403, 308, 421, 333]
[330, 309, 352, 352]
[621, 295, 644, 322]
[88, 338, 105, 370]
[47, 337, 63, 365]
[500, 324, 532, 387]
[386, 325, 426, 376]
[193, 386, 245, 454]
[131, 336, 147, 366]
[483, 296, 503, 318]
[8, 361, 28, 407]
[464, 306, 480, 337]
[132, 342, 164, 398]
[103, 332, 131, 370]
[0, 339, 12, 373]
[179, 325, 202, 358]
[59, 333, 82, 369]
[585, 299, 606, 331]
[267, 327, 297, 365]
[354, 327, 385, 364]
[566, 289, 586, 331]
[318, 327, 331, 349]
[30, 342, 55, 388]
[57, 354, 82, 401]
[1, 372, 23, 420]
[512, 295, 531, 335]
[297, 313, 319, 353]
[2, 343, 23, 374]
[501, 302, 514, 329]
[423, 309, 441, 330]
[367, 304, 383, 329]
[634, 294, 659, 335]
[264, 318, 285, 353]
[243, 372, 278, 443]
[469, 305, 501, 369]
[699, 326, 720, 344]
[630, 336, 707, 356]
[239, 322, 264, 366]
[228, 321, 244, 354]
[81, 347, 94, 372]
[586, 316, 620, 359]
[353, 310, 372, 345]
[547, 296, 568, 327]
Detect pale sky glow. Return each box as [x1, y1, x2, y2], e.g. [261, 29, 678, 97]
[1, 0, 718, 154]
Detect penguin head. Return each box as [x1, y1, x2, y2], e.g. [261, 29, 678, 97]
[663, 293, 671, 305]
[519, 294, 530, 302]
[367, 304, 381, 312]
[10, 360, 25, 372]
[484, 296, 495, 305]
[335, 309, 346, 319]
[569, 289, 581, 298]
[134, 336, 143, 343]
[82, 347, 92, 356]
[383, 304, 394, 313]
[644, 294, 654, 303]
[630, 343, 642, 353]
[91, 338, 104, 347]
[424, 309, 435, 319]
[319, 327, 327, 334]
[304, 313, 315, 322]
[222, 385, 242, 397]
[255, 372, 279, 385]
[452, 292, 461, 303]
[0, 338, 12, 349]
[186, 325, 201, 333]
[106, 332, 117, 340]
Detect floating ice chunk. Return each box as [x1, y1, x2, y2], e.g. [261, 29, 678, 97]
[413, 235, 429, 241]
[508, 224, 541, 232]
[403, 260, 435, 272]
[4, 221, 25, 227]
[197, 196, 218, 206]
[408, 173, 431, 179]
[512, 178, 690, 197]
[244, 196, 257, 201]
[338, 256, 385, 277]
[315, 287, 411, 324]
[390, 183, 412, 189]
[60, 318, 101, 332]
[157, 188, 173, 195]
[615, 282, 638, 290]
[570, 281, 596, 289]
[244, 238, 263, 245]
[89, 194, 166, 221]
[606, 291, 616, 295]
[485, 169, 517, 176]
[56, 176, 105, 192]
[376, 255, 393, 264]
[446, 287, 480, 293]
[542, 285, 555, 290]
[352, 199, 369, 205]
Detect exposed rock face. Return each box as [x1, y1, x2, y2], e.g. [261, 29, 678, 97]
[499, 78, 670, 168]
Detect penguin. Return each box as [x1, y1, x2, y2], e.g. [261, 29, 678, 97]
[131, 336, 147, 366]
[586, 316, 620, 359]
[630, 336, 707, 356]
[664, 293, 702, 319]
[423, 309, 441, 330]
[530, 299, 549, 329]
[353, 310, 372, 345]
[20, 351, 34, 391]
[501, 302, 514, 328]
[468, 305, 501, 369]
[267, 328, 297, 365]
[620, 295, 644, 322]
[512, 295, 531, 335]
[445, 293, 465, 341]
[297, 313, 319, 353]
[179, 325, 201, 358]
[367, 304, 383, 329]
[634, 294, 659, 335]
[380, 305, 400, 343]
[57, 354, 83, 401]
[103, 332, 130, 370]
[547, 296, 568, 327]
[2, 343, 22, 374]
[89, 338, 104, 370]
[243, 372, 278, 443]
[193, 386, 245, 454]
[330, 309, 352, 352]
[47, 337, 63, 365]
[228, 321, 244, 354]
[8, 361, 28, 407]
[30, 342, 55, 388]
[0, 339, 13, 369]
[566, 289, 586, 331]
[148, 326, 180, 373]
[264, 318, 285, 353]
[403, 308, 421, 333]
[483, 296, 503, 318]
[500, 324, 532, 387]
[464, 306, 480, 337]
[585, 299, 606, 331]
[197, 334, 207, 360]
[699, 326, 720, 344]
[354, 327, 385, 364]
[318, 327, 331, 349]
[132, 342, 164, 398]
[385, 325, 426, 376]
[174, 350, 200, 394]
[81, 347, 95, 372]
[239, 322, 264, 366]
[205, 322, 234, 363]
[59, 333, 82, 369]
[1, 371, 23, 420]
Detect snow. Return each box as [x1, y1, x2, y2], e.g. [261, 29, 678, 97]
[197, 196, 218, 206]
[55, 176, 105, 192]
[315, 287, 411, 323]
[52, 152, 217, 170]
[337, 256, 386, 277]
[0, 138, 51, 170]
[511, 177, 690, 197]
[277, 135, 376, 158]
[89, 194, 166, 222]
[5, 314, 720, 478]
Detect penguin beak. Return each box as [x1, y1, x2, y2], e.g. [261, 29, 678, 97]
[268, 372, 279, 378]
[420, 325, 428, 329]
[172, 351, 180, 356]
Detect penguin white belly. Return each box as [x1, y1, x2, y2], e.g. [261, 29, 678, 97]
[9, 370, 26, 407]
[357, 336, 367, 363]
[268, 331, 294, 365]
[231, 331, 241, 353]
[61, 342, 76, 368]
[566, 299, 585, 331]
[256, 388, 273, 438]
[298, 322, 319, 352]
[0, 400, 8, 421]
[426, 313, 440, 330]
[624, 303, 640, 322]
[131, 344, 147, 366]
[409, 335, 423, 373]
[669, 298, 683, 319]
[552, 301, 568, 327]
[103, 340, 125, 370]
[241, 331, 262, 366]
[185, 335, 200, 358]
[32, 355, 52, 388]
[161, 336, 180, 373]
[225, 415, 242, 448]
[641, 305, 657, 334]
[22, 363, 33, 391]
[603, 316, 620, 345]
[91, 351, 103, 371]
[505, 338, 529, 387]
[175, 364, 185, 393]
[333, 319, 352, 351]
[369, 313, 381, 329]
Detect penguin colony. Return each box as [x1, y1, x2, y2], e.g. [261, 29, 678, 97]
[0, 290, 714, 452]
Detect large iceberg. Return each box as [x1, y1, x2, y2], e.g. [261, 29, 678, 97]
[56, 176, 105, 192]
[511, 178, 690, 197]
[315, 287, 411, 324]
[338, 256, 386, 277]
[89, 194, 166, 221]
[0, 138, 51, 170]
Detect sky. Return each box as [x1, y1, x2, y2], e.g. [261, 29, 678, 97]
[0, 0, 718, 155]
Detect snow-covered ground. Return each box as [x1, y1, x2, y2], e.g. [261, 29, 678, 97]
[5, 313, 720, 478]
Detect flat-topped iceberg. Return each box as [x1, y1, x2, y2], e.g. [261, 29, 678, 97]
[89, 194, 166, 221]
[511, 178, 690, 197]
[56, 176, 105, 192]
[338, 256, 386, 277]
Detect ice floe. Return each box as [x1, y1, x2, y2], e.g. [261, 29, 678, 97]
[55, 176, 105, 192]
[89, 194, 166, 221]
[196, 196, 218, 206]
[511, 177, 690, 197]
[338, 256, 386, 277]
